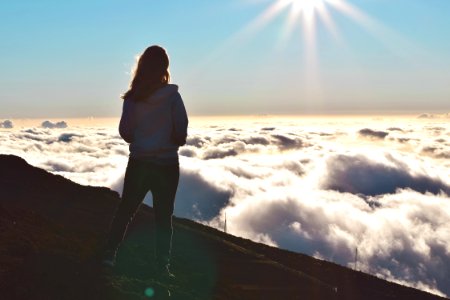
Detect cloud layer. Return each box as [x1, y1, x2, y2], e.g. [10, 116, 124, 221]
[0, 116, 449, 297]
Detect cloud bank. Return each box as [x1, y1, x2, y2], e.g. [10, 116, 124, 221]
[41, 120, 68, 129]
[0, 116, 449, 297]
[418, 113, 450, 119]
[358, 128, 389, 139]
[322, 154, 450, 196]
[0, 120, 13, 129]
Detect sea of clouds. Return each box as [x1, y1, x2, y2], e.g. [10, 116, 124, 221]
[1, 115, 449, 296]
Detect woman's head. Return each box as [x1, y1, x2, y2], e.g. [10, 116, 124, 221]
[122, 45, 170, 101]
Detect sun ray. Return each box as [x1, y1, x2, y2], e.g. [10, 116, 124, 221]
[326, 0, 426, 62]
[279, 6, 300, 44]
[300, 4, 322, 110]
[315, 2, 341, 43]
[242, 0, 292, 36]
[185, 0, 291, 80]
[188, 0, 425, 99]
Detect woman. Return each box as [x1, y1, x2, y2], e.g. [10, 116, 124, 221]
[102, 45, 188, 279]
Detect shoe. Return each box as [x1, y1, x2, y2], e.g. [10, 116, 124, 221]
[101, 249, 117, 267]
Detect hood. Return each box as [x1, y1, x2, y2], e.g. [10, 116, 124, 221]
[146, 84, 178, 103]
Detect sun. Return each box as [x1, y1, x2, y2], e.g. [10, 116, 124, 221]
[289, 0, 325, 17]
[194, 0, 398, 100]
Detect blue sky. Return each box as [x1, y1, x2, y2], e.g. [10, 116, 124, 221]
[1, 0, 450, 118]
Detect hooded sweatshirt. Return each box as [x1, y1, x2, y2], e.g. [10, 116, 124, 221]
[119, 84, 188, 165]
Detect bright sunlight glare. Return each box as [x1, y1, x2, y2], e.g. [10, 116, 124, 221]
[289, 0, 324, 18]
[192, 0, 414, 110]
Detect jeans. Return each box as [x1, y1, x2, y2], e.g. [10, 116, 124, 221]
[106, 157, 179, 268]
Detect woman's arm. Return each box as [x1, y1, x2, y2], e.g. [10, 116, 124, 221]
[171, 94, 189, 146]
[118, 99, 137, 143]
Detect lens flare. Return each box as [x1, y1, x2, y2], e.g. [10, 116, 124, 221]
[144, 287, 155, 298]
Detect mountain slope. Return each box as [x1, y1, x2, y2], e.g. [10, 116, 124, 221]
[0, 155, 446, 300]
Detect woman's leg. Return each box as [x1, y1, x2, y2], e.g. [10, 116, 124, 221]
[149, 163, 180, 272]
[106, 158, 150, 251]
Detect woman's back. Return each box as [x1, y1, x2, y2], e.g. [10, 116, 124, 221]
[119, 84, 188, 164]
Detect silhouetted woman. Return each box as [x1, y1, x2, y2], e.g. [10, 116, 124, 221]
[102, 45, 188, 279]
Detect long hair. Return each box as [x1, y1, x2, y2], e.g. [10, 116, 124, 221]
[122, 45, 170, 101]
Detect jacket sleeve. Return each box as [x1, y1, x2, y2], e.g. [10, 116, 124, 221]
[118, 99, 136, 143]
[171, 94, 189, 146]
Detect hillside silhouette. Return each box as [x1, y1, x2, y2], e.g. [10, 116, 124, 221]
[0, 154, 447, 300]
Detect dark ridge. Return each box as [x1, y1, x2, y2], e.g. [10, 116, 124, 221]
[0, 154, 447, 300]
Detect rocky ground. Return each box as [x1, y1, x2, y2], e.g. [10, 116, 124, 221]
[0, 154, 447, 300]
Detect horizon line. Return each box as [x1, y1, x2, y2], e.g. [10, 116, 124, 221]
[2, 110, 450, 120]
